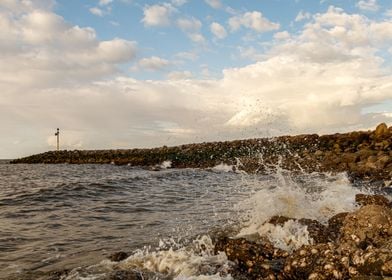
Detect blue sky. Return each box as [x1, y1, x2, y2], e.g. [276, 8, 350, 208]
[55, 0, 392, 79]
[0, 0, 392, 158]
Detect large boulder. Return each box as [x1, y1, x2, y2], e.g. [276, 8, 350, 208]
[339, 205, 392, 250]
[374, 123, 390, 139]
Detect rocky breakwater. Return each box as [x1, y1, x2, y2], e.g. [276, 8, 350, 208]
[11, 123, 392, 182]
[213, 194, 392, 280]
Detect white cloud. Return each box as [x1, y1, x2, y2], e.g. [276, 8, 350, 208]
[205, 0, 222, 9]
[189, 33, 206, 43]
[0, 8, 137, 89]
[238, 46, 265, 61]
[177, 17, 202, 32]
[142, 3, 176, 27]
[0, 0, 55, 13]
[138, 56, 171, 71]
[99, 0, 113, 6]
[167, 71, 193, 80]
[274, 31, 290, 40]
[295, 10, 311, 22]
[356, 0, 379, 12]
[176, 17, 205, 44]
[2, 3, 392, 158]
[210, 22, 227, 39]
[89, 7, 104, 17]
[175, 51, 198, 61]
[229, 11, 280, 33]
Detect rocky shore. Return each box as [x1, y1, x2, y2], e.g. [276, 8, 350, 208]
[211, 193, 392, 280]
[11, 123, 392, 184]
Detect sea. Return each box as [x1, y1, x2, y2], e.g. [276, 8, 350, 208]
[0, 160, 389, 279]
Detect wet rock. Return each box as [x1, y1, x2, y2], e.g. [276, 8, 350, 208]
[339, 205, 392, 250]
[105, 270, 144, 280]
[214, 237, 286, 279]
[355, 194, 390, 207]
[268, 216, 292, 226]
[279, 243, 350, 280]
[327, 212, 349, 241]
[108, 251, 129, 262]
[298, 218, 329, 244]
[267, 216, 329, 244]
[351, 247, 392, 276]
[46, 269, 70, 280]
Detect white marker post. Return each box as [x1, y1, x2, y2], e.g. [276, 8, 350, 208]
[55, 128, 60, 151]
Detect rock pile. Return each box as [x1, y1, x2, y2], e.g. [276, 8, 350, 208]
[11, 123, 392, 183]
[213, 194, 392, 279]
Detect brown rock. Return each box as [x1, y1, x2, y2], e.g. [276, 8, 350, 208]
[355, 194, 390, 207]
[327, 212, 349, 241]
[108, 251, 129, 262]
[105, 270, 143, 280]
[339, 205, 392, 250]
[374, 123, 389, 139]
[214, 237, 285, 278]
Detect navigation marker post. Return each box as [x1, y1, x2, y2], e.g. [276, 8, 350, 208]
[55, 128, 60, 151]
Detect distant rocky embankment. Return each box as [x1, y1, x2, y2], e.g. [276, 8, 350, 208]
[11, 123, 392, 182]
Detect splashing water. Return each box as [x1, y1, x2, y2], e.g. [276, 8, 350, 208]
[235, 170, 372, 251]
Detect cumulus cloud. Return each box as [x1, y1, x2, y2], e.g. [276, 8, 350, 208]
[167, 71, 193, 80]
[176, 17, 205, 43]
[0, 8, 137, 90]
[89, 7, 104, 16]
[99, 0, 113, 6]
[2, 3, 392, 158]
[356, 0, 379, 12]
[295, 10, 311, 22]
[228, 11, 280, 33]
[142, 3, 176, 27]
[177, 17, 202, 32]
[273, 31, 290, 40]
[205, 0, 222, 9]
[210, 22, 227, 39]
[137, 56, 171, 71]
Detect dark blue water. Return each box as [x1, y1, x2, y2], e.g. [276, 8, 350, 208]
[0, 163, 255, 279]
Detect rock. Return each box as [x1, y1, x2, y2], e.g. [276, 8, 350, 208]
[352, 247, 392, 276]
[279, 243, 350, 280]
[374, 123, 389, 139]
[267, 216, 329, 244]
[214, 237, 286, 279]
[327, 212, 349, 241]
[268, 215, 292, 226]
[355, 194, 390, 207]
[108, 251, 129, 262]
[105, 270, 143, 280]
[339, 205, 392, 250]
[298, 218, 329, 244]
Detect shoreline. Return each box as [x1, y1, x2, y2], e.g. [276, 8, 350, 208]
[11, 123, 392, 184]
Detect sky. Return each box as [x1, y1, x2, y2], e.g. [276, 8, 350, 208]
[1, 0, 392, 159]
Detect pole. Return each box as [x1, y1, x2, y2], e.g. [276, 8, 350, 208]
[55, 128, 59, 151]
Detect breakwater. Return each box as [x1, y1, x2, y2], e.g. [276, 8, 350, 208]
[11, 123, 392, 182]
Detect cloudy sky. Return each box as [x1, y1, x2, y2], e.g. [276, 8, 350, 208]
[1, 0, 392, 158]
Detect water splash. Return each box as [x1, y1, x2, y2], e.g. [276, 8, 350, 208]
[235, 170, 371, 251]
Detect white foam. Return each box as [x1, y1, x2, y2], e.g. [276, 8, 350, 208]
[236, 171, 369, 243]
[118, 235, 232, 279]
[160, 160, 172, 169]
[258, 220, 311, 252]
[211, 163, 236, 173]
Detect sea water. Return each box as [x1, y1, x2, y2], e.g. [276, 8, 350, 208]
[0, 162, 387, 279]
